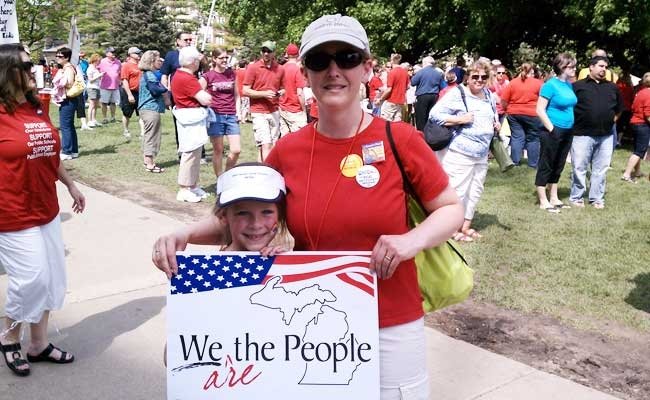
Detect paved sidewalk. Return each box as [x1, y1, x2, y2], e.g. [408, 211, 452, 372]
[0, 182, 621, 399]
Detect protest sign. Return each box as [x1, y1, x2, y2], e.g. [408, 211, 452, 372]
[0, 0, 19, 44]
[167, 251, 379, 399]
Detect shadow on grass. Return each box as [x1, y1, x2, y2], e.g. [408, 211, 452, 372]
[155, 159, 180, 169]
[472, 212, 512, 232]
[79, 144, 119, 157]
[625, 273, 650, 313]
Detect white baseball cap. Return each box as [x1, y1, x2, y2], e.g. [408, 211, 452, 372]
[300, 14, 370, 58]
[216, 165, 286, 207]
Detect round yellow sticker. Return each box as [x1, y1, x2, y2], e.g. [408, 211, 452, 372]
[339, 154, 364, 178]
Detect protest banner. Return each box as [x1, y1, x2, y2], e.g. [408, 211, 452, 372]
[0, 0, 19, 44]
[167, 251, 379, 399]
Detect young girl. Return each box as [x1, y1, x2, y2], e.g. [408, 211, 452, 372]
[214, 162, 287, 253]
[164, 162, 288, 365]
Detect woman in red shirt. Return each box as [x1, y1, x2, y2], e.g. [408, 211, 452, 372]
[621, 72, 650, 182]
[152, 15, 464, 399]
[0, 44, 85, 377]
[501, 63, 543, 167]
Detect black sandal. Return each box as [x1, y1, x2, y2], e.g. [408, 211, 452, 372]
[27, 343, 74, 364]
[0, 341, 30, 377]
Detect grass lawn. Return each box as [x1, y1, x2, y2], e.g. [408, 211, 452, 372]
[53, 107, 650, 332]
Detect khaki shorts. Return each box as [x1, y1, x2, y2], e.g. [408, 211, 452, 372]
[252, 111, 280, 146]
[279, 109, 307, 135]
[100, 88, 120, 104]
[381, 101, 403, 122]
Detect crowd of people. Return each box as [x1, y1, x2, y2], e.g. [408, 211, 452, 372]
[40, 26, 650, 214]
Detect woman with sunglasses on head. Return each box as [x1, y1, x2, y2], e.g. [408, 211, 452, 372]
[501, 63, 543, 167]
[535, 53, 578, 212]
[51, 47, 80, 160]
[153, 14, 463, 400]
[430, 60, 500, 242]
[0, 44, 86, 377]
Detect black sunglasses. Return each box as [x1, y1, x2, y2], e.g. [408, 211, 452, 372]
[496, 71, 505, 75]
[261, 47, 273, 54]
[181, 38, 192, 43]
[470, 74, 489, 81]
[304, 50, 364, 72]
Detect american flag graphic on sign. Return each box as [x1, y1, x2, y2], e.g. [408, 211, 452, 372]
[171, 252, 375, 297]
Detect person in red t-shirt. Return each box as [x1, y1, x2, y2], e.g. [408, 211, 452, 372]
[0, 44, 85, 377]
[152, 15, 463, 399]
[377, 53, 410, 122]
[170, 46, 213, 203]
[368, 66, 383, 116]
[242, 40, 285, 160]
[622, 73, 650, 181]
[501, 63, 543, 167]
[278, 43, 307, 135]
[120, 47, 143, 138]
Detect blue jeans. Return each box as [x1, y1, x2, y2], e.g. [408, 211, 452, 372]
[59, 98, 78, 155]
[507, 114, 542, 168]
[570, 134, 614, 205]
[207, 113, 240, 136]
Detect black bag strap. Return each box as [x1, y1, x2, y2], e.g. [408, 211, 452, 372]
[385, 121, 421, 205]
[457, 85, 468, 112]
[385, 121, 469, 264]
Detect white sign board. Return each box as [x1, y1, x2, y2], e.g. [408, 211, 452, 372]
[167, 251, 379, 399]
[0, 0, 19, 44]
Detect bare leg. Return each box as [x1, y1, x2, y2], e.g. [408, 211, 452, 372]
[225, 135, 241, 171]
[210, 136, 225, 177]
[110, 103, 116, 120]
[101, 103, 108, 121]
[537, 185, 551, 208]
[1, 317, 29, 372]
[27, 311, 72, 361]
[623, 154, 641, 179]
[260, 143, 273, 161]
[548, 184, 561, 205]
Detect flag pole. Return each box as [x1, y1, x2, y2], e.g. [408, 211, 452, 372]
[201, 0, 217, 52]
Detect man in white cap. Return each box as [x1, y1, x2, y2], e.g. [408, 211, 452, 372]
[120, 46, 142, 138]
[98, 47, 121, 124]
[242, 40, 285, 160]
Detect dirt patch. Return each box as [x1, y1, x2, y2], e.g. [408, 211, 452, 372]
[426, 301, 650, 400]
[71, 173, 215, 223]
[77, 174, 650, 400]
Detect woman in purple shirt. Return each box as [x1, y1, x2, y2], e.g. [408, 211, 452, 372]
[199, 49, 241, 178]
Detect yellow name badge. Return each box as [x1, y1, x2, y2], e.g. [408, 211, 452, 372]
[361, 141, 386, 164]
[340, 154, 364, 178]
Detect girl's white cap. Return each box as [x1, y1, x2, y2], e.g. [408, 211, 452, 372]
[216, 165, 286, 207]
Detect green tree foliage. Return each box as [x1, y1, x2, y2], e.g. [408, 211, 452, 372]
[17, 0, 72, 50]
[75, 0, 120, 55]
[109, 0, 174, 57]
[217, 0, 650, 71]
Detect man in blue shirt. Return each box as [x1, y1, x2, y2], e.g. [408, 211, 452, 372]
[410, 56, 444, 130]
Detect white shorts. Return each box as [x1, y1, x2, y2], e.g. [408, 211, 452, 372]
[251, 111, 280, 146]
[100, 88, 120, 104]
[380, 317, 429, 400]
[0, 217, 66, 323]
[381, 101, 404, 122]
